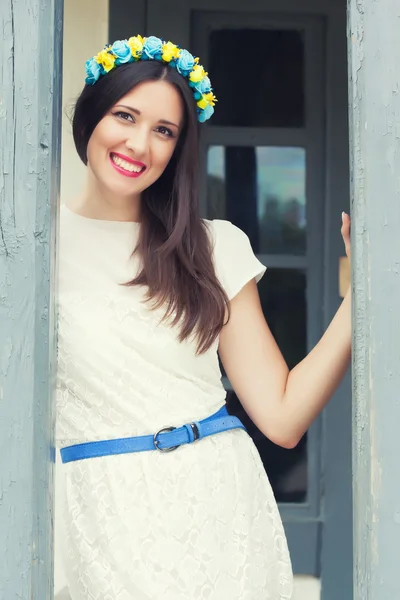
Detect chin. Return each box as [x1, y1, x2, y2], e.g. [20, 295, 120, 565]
[104, 179, 141, 197]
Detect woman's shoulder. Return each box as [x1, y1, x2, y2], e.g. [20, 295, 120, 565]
[202, 218, 266, 300]
[203, 218, 251, 249]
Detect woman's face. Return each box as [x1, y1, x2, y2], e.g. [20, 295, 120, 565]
[86, 79, 184, 200]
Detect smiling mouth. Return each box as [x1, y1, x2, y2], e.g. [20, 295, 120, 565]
[110, 153, 146, 176]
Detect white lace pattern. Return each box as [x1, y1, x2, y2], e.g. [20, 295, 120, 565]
[55, 205, 293, 599]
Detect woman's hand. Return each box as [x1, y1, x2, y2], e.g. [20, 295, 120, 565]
[341, 211, 351, 261]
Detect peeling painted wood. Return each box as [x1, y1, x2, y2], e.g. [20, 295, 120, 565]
[348, 0, 400, 597]
[0, 1, 63, 598]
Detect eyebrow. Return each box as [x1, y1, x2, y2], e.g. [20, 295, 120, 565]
[115, 104, 180, 130]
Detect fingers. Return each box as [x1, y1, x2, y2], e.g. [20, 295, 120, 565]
[341, 211, 350, 226]
[341, 211, 351, 257]
[341, 212, 350, 235]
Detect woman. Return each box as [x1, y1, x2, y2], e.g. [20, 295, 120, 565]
[56, 35, 351, 600]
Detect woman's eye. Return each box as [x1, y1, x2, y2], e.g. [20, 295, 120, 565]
[114, 111, 134, 122]
[157, 126, 174, 138]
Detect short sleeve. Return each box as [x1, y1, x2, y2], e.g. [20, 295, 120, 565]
[207, 219, 266, 300]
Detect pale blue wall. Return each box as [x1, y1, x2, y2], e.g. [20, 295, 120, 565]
[348, 0, 400, 598]
[0, 1, 62, 598]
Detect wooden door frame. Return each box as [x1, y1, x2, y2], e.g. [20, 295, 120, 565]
[109, 2, 352, 597]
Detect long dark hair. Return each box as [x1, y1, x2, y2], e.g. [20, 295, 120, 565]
[72, 60, 229, 353]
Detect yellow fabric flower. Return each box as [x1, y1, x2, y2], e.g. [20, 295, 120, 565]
[95, 48, 116, 72]
[189, 64, 206, 83]
[205, 92, 217, 106]
[197, 92, 217, 109]
[197, 97, 208, 110]
[162, 41, 180, 62]
[128, 35, 145, 59]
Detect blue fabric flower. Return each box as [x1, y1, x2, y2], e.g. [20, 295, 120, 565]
[143, 36, 163, 60]
[85, 58, 102, 85]
[199, 76, 212, 94]
[198, 104, 214, 123]
[176, 49, 195, 77]
[112, 40, 132, 65]
[192, 75, 212, 95]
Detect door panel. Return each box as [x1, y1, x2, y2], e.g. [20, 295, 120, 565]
[110, 1, 353, 593]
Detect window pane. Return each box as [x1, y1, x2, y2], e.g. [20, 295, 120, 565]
[207, 146, 306, 255]
[209, 29, 305, 127]
[225, 268, 308, 503]
[228, 393, 308, 503]
[259, 268, 307, 370]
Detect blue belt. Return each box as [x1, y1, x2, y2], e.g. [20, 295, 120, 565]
[60, 405, 245, 463]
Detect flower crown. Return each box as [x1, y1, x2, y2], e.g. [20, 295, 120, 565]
[85, 35, 217, 123]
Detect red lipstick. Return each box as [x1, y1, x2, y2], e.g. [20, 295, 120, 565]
[110, 153, 147, 178]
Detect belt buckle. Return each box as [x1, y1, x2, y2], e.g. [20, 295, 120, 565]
[153, 426, 179, 453]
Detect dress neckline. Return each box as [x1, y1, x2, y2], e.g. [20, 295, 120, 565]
[61, 204, 141, 231]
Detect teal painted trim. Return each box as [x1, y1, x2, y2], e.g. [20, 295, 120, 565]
[348, 0, 400, 598]
[285, 521, 321, 575]
[0, 1, 63, 598]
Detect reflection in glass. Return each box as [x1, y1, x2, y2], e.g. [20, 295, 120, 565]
[224, 268, 308, 503]
[209, 29, 305, 127]
[207, 146, 306, 255]
[258, 268, 307, 370]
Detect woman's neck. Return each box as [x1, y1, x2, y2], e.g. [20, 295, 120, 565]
[68, 178, 142, 222]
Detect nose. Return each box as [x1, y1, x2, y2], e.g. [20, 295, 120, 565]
[125, 125, 149, 159]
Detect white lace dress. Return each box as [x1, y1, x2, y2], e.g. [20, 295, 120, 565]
[55, 204, 293, 600]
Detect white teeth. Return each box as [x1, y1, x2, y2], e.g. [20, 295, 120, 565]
[111, 154, 144, 173]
